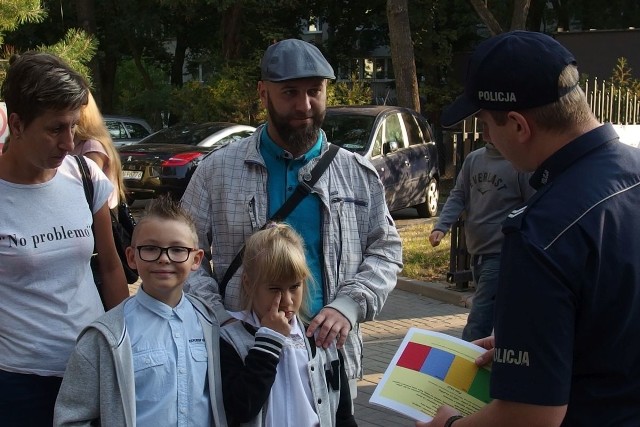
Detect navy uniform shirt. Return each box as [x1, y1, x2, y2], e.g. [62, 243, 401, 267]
[492, 123, 640, 426]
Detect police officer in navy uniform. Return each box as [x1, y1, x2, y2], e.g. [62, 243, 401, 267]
[419, 31, 640, 427]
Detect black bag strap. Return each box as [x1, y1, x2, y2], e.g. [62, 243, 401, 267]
[219, 143, 340, 298]
[75, 155, 95, 212]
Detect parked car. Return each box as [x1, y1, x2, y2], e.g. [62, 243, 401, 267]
[119, 122, 256, 203]
[104, 115, 154, 146]
[323, 105, 441, 217]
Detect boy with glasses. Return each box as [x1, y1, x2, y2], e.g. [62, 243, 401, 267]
[54, 195, 228, 426]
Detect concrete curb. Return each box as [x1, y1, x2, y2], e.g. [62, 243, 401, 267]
[395, 276, 475, 308]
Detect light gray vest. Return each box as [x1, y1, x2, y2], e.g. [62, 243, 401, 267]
[220, 319, 343, 427]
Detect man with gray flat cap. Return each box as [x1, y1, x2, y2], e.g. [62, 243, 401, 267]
[181, 39, 402, 401]
[418, 30, 640, 427]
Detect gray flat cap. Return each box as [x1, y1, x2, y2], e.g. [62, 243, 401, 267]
[261, 39, 335, 82]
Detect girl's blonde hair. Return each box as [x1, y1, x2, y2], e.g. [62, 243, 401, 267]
[241, 223, 312, 322]
[74, 92, 126, 202]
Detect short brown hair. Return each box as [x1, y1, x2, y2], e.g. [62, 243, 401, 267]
[2, 51, 89, 127]
[132, 195, 198, 247]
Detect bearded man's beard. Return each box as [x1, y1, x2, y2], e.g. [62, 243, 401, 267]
[267, 95, 325, 154]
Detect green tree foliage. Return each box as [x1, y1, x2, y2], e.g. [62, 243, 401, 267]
[114, 59, 171, 130]
[43, 28, 97, 85]
[326, 76, 373, 106]
[411, 0, 478, 122]
[576, 0, 640, 30]
[169, 61, 262, 125]
[611, 57, 640, 98]
[0, 0, 44, 45]
[0, 0, 95, 89]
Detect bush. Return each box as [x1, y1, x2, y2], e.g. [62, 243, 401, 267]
[327, 76, 373, 106]
[169, 63, 262, 125]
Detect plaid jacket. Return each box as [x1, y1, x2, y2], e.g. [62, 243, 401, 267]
[182, 125, 403, 378]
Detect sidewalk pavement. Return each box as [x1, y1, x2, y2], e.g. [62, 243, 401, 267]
[354, 279, 470, 426]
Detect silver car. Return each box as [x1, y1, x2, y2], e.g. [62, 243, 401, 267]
[104, 115, 153, 146]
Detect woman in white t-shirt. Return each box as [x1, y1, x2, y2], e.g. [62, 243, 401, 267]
[0, 52, 129, 426]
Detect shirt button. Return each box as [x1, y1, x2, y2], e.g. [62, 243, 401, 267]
[145, 358, 151, 364]
[180, 408, 186, 414]
[317, 398, 322, 404]
[179, 368, 186, 374]
[310, 367, 314, 371]
[303, 172, 312, 181]
[174, 333, 181, 338]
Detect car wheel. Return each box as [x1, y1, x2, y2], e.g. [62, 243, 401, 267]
[416, 178, 439, 218]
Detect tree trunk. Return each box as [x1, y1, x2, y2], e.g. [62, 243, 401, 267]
[222, 3, 243, 62]
[468, 0, 503, 35]
[171, 29, 188, 88]
[550, 0, 571, 31]
[386, 0, 420, 112]
[99, 50, 118, 113]
[127, 36, 154, 90]
[510, 0, 532, 30]
[527, 0, 547, 31]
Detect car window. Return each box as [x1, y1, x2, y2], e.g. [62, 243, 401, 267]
[371, 125, 384, 157]
[234, 131, 254, 140]
[384, 113, 405, 147]
[417, 117, 434, 143]
[125, 122, 151, 139]
[216, 131, 252, 146]
[106, 120, 127, 139]
[401, 112, 425, 146]
[323, 114, 375, 153]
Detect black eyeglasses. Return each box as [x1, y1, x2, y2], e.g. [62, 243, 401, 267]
[136, 245, 197, 263]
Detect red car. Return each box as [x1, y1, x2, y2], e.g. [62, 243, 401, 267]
[119, 122, 255, 203]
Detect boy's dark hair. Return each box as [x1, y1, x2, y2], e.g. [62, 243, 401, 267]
[133, 196, 199, 246]
[1, 51, 89, 127]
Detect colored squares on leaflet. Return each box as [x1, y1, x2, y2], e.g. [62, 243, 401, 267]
[467, 365, 491, 403]
[395, 342, 491, 403]
[397, 342, 431, 370]
[422, 347, 454, 380]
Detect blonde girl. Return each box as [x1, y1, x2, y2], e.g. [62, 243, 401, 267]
[219, 223, 357, 427]
[72, 91, 126, 209]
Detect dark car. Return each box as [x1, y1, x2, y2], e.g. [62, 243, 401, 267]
[119, 122, 256, 203]
[323, 105, 440, 217]
[104, 115, 154, 146]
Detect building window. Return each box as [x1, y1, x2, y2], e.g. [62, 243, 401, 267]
[338, 57, 393, 81]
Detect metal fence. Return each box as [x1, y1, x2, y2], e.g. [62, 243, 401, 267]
[585, 78, 640, 125]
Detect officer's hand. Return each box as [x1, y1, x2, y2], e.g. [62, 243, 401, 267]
[417, 405, 460, 427]
[473, 335, 495, 367]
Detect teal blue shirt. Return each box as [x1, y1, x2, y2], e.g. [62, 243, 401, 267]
[260, 126, 324, 315]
